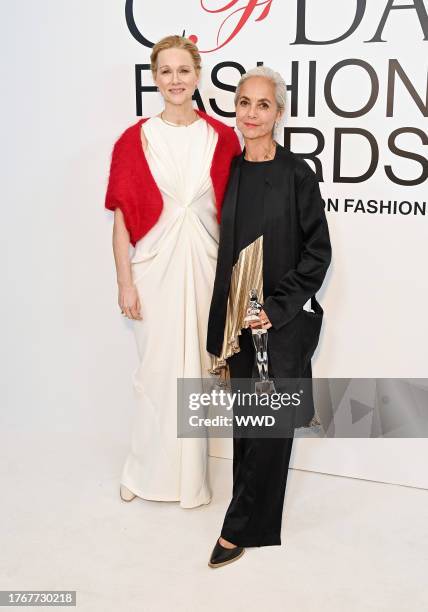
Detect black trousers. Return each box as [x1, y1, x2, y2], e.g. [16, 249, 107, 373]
[220, 328, 294, 547]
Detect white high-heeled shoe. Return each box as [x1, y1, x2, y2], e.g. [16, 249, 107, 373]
[120, 484, 137, 502]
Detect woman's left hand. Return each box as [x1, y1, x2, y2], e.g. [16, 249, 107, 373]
[248, 309, 272, 330]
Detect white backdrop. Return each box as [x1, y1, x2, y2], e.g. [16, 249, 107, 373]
[2, 1, 427, 488]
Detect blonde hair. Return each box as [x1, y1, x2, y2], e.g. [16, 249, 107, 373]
[150, 35, 201, 77]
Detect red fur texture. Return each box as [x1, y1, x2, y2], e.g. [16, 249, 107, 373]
[105, 110, 241, 246]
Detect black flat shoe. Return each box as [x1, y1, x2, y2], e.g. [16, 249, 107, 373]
[208, 538, 245, 568]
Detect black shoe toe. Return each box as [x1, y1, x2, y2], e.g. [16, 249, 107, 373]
[208, 538, 245, 568]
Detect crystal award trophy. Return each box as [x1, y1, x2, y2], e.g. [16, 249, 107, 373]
[243, 289, 276, 395]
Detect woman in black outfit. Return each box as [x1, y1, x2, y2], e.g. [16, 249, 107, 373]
[206, 66, 332, 568]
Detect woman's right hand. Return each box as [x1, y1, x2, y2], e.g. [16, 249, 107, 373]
[118, 283, 142, 320]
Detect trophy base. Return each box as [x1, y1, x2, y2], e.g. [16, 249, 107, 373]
[254, 379, 277, 395]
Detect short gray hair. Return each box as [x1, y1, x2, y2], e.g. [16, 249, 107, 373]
[234, 66, 287, 114]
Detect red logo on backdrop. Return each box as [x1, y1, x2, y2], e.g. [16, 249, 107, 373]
[125, 0, 274, 52]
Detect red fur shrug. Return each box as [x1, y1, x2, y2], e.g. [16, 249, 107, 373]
[105, 109, 242, 246]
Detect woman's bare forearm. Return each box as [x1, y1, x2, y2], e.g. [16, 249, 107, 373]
[112, 209, 142, 320]
[112, 208, 133, 288]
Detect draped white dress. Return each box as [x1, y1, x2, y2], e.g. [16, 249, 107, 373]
[120, 116, 219, 508]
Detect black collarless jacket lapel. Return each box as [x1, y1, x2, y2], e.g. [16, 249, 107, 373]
[206, 154, 241, 356]
[206, 148, 275, 356]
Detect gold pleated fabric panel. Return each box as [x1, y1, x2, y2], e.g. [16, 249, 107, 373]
[210, 235, 263, 374]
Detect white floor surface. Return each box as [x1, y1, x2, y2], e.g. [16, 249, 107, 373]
[1, 432, 427, 612]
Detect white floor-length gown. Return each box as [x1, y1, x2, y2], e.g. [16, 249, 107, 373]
[120, 116, 220, 508]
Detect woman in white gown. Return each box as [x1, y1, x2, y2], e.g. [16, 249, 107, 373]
[105, 35, 241, 508]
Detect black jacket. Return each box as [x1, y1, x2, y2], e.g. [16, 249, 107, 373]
[206, 143, 332, 426]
